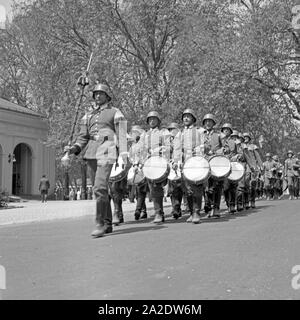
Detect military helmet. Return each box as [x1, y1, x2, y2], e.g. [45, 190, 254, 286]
[202, 113, 216, 125]
[265, 153, 271, 158]
[92, 83, 112, 100]
[287, 150, 294, 155]
[273, 155, 279, 161]
[231, 130, 239, 137]
[221, 123, 233, 133]
[167, 122, 180, 130]
[146, 111, 161, 123]
[243, 132, 251, 140]
[239, 132, 245, 141]
[182, 108, 197, 123]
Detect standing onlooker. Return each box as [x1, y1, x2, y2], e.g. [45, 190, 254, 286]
[38, 174, 50, 203]
[77, 188, 81, 200]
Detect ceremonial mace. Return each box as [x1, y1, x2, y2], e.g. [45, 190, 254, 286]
[61, 52, 93, 168]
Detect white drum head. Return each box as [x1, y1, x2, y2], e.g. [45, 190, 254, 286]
[183, 156, 210, 183]
[228, 162, 245, 181]
[143, 156, 168, 180]
[209, 156, 231, 178]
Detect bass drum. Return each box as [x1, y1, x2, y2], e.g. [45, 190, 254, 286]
[182, 156, 210, 185]
[143, 156, 170, 183]
[109, 156, 128, 182]
[228, 162, 245, 182]
[127, 166, 146, 186]
[209, 155, 231, 180]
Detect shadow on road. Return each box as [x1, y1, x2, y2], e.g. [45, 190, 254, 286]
[107, 224, 166, 236]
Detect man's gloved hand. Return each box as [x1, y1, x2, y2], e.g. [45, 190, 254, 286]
[64, 145, 78, 155]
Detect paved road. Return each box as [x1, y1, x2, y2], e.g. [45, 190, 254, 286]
[0, 197, 300, 300]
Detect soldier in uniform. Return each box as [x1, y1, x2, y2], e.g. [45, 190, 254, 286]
[137, 111, 171, 223]
[129, 125, 148, 220]
[64, 83, 126, 238]
[242, 133, 258, 209]
[167, 122, 183, 219]
[262, 153, 275, 200]
[173, 109, 205, 223]
[202, 114, 223, 217]
[220, 124, 239, 213]
[284, 150, 299, 200]
[272, 155, 284, 200]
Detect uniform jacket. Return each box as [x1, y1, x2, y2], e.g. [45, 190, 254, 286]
[285, 158, 300, 177]
[74, 103, 124, 164]
[202, 129, 222, 156]
[136, 127, 171, 164]
[39, 177, 50, 191]
[263, 160, 276, 179]
[221, 136, 237, 160]
[173, 125, 205, 163]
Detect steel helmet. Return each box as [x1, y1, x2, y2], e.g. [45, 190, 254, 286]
[202, 113, 216, 125]
[167, 122, 180, 130]
[272, 155, 279, 161]
[182, 109, 197, 123]
[92, 83, 112, 100]
[231, 130, 239, 137]
[239, 132, 244, 140]
[265, 153, 271, 157]
[131, 125, 143, 135]
[287, 150, 294, 155]
[243, 132, 251, 140]
[146, 111, 161, 123]
[221, 123, 233, 133]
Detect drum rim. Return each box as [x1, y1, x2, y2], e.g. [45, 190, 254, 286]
[143, 156, 170, 182]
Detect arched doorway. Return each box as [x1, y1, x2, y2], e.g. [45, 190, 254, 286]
[12, 143, 33, 195]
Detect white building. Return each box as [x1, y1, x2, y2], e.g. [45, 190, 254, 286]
[0, 98, 55, 196]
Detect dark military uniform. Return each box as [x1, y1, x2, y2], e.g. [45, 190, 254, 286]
[263, 156, 276, 200]
[173, 116, 205, 223]
[284, 151, 300, 199]
[73, 102, 125, 233]
[203, 126, 223, 216]
[221, 127, 238, 213]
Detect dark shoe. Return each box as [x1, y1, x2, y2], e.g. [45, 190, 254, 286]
[229, 205, 236, 214]
[91, 225, 112, 238]
[172, 211, 181, 220]
[153, 213, 164, 224]
[119, 215, 124, 224]
[237, 205, 243, 212]
[250, 201, 256, 209]
[245, 202, 250, 210]
[134, 211, 141, 220]
[140, 211, 148, 219]
[192, 211, 201, 224]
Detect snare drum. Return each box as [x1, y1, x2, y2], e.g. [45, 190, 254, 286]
[127, 166, 146, 186]
[109, 156, 128, 182]
[228, 162, 245, 182]
[182, 156, 210, 185]
[209, 155, 231, 180]
[143, 156, 170, 183]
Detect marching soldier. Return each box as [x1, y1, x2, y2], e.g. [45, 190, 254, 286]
[220, 123, 238, 213]
[173, 109, 205, 223]
[272, 155, 283, 200]
[202, 114, 223, 217]
[167, 122, 183, 219]
[284, 150, 300, 200]
[137, 111, 171, 223]
[242, 133, 258, 209]
[128, 125, 149, 220]
[263, 153, 275, 200]
[64, 83, 127, 238]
